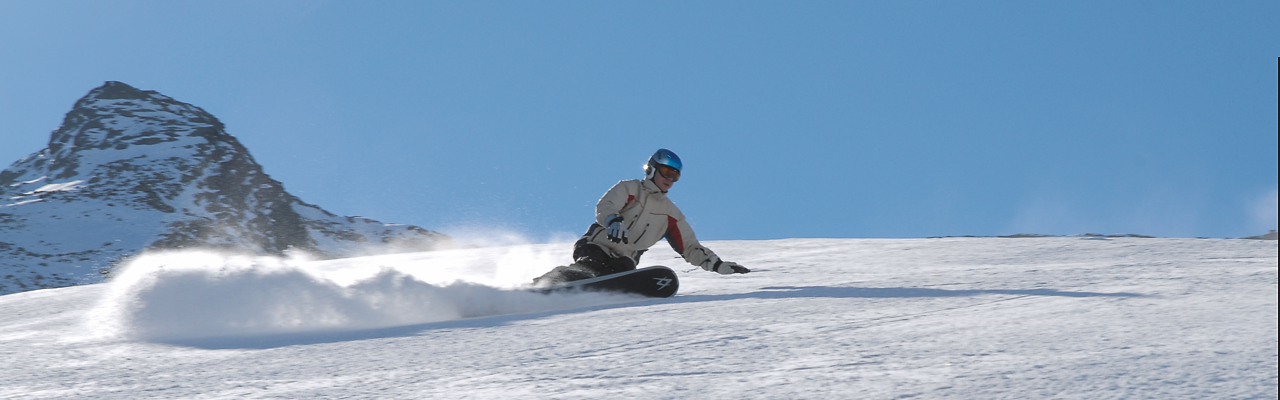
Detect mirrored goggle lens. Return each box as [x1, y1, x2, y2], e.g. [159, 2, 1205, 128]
[656, 165, 680, 180]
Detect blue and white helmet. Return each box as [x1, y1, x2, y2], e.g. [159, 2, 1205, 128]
[643, 148, 682, 180]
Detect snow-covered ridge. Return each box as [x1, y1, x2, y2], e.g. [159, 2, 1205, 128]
[27, 180, 85, 194]
[0, 81, 452, 295]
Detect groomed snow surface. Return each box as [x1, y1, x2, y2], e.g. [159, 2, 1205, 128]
[1, 237, 1275, 399]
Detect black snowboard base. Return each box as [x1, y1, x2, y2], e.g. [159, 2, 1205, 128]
[534, 266, 679, 298]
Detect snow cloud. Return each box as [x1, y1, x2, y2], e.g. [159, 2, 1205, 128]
[1249, 188, 1278, 233]
[87, 249, 627, 342]
[436, 225, 580, 248]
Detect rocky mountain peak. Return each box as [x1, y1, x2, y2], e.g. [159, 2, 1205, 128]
[0, 82, 452, 295]
[34, 82, 226, 181]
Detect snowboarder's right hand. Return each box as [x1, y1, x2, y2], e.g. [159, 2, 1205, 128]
[715, 260, 750, 274]
[606, 215, 629, 244]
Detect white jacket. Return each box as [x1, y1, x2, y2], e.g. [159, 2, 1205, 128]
[585, 179, 722, 269]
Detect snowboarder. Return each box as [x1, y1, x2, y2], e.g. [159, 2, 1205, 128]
[534, 149, 749, 285]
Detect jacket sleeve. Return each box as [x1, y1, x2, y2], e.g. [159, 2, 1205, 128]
[664, 209, 721, 269]
[595, 180, 635, 226]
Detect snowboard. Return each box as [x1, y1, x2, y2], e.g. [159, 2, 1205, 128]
[535, 266, 679, 298]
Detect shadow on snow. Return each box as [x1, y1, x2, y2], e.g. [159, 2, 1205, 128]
[155, 285, 1142, 350]
[687, 285, 1144, 301]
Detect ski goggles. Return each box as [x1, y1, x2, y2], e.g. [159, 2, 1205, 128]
[654, 164, 680, 181]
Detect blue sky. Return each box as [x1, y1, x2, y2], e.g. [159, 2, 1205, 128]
[1, 1, 1276, 241]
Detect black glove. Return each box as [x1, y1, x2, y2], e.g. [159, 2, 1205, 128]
[709, 259, 749, 274]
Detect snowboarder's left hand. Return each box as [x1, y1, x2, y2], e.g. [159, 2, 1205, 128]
[605, 214, 629, 244]
[713, 260, 750, 275]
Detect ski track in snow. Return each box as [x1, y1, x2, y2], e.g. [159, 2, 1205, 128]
[0, 237, 1275, 399]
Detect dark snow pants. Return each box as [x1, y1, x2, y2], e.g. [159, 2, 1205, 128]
[533, 230, 638, 285]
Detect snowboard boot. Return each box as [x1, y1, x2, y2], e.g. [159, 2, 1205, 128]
[531, 263, 598, 286]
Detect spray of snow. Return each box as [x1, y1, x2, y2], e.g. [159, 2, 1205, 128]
[1250, 188, 1278, 233]
[85, 243, 628, 342]
[438, 225, 581, 249]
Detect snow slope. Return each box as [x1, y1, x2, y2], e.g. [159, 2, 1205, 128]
[0, 237, 1275, 399]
